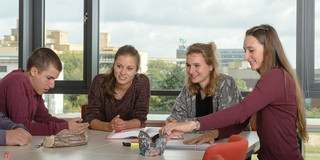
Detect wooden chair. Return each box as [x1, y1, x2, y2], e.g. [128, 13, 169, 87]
[202, 135, 248, 160]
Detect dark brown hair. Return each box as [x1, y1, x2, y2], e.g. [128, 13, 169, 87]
[103, 45, 140, 103]
[26, 47, 62, 73]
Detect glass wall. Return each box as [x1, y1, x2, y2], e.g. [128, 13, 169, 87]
[45, 0, 85, 114]
[304, 98, 320, 160]
[45, 0, 84, 81]
[315, 0, 320, 83]
[4, 0, 318, 159]
[44, 94, 87, 115]
[99, 0, 296, 113]
[305, 2, 320, 159]
[0, 0, 19, 79]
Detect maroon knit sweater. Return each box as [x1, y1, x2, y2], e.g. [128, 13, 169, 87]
[0, 69, 68, 136]
[86, 74, 150, 126]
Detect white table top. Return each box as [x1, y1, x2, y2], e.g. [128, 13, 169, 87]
[0, 130, 259, 160]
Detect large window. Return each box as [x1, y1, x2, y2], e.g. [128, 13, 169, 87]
[301, 0, 320, 119]
[7, 0, 319, 114]
[315, 0, 320, 83]
[0, 0, 19, 79]
[5, 0, 319, 159]
[45, 0, 84, 81]
[44, 0, 85, 114]
[99, 0, 296, 113]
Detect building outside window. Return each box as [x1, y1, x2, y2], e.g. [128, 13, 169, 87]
[99, 0, 294, 114]
[0, 66, 7, 72]
[0, 0, 18, 79]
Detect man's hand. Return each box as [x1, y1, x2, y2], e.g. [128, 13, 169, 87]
[6, 128, 32, 146]
[68, 118, 90, 133]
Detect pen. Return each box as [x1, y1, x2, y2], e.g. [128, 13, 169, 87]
[4, 151, 9, 159]
[122, 142, 139, 147]
[36, 143, 43, 148]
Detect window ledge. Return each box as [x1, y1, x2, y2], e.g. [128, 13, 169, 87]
[55, 113, 320, 130]
[307, 118, 320, 132]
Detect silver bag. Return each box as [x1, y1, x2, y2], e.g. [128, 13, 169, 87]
[43, 129, 88, 148]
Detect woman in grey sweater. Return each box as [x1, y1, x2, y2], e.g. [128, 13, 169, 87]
[166, 42, 248, 145]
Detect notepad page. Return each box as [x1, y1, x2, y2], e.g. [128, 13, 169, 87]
[165, 140, 214, 151]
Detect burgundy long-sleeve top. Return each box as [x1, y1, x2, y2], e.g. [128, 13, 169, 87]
[0, 69, 68, 136]
[198, 68, 302, 160]
[86, 74, 150, 125]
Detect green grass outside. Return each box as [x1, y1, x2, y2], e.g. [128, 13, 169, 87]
[304, 132, 320, 160]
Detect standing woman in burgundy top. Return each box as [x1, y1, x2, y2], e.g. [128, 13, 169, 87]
[86, 45, 150, 131]
[161, 24, 308, 160]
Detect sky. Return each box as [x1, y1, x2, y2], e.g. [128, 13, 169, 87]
[0, 0, 319, 68]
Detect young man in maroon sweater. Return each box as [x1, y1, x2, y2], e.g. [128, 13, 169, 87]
[0, 48, 89, 136]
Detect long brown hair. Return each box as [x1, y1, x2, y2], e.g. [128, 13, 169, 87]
[246, 24, 308, 142]
[185, 42, 220, 96]
[103, 45, 140, 103]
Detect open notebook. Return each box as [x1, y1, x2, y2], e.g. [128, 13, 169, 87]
[165, 140, 213, 151]
[107, 128, 158, 139]
[165, 137, 227, 151]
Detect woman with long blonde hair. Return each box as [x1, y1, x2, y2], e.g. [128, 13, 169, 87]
[166, 42, 245, 145]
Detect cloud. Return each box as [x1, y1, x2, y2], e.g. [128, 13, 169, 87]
[46, 0, 83, 22]
[0, 0, 299, 66]
[0, 0, 18, 38]
[100, 21, 245, 57]
[99, 0, 296, 60]
[100, 0, 294, 29]
[0, 0, 18, 17]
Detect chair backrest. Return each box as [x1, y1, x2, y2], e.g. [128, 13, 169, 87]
[81, 104, 88, 120]
[202, 135, 248, 160]
[210, 154, 224, 160]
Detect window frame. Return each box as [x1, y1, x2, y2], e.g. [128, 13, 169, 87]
[17, 0, 319, 98]
[297, 0, 320, 98]
[18, 0, 98, 94]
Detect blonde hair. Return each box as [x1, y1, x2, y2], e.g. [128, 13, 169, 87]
[246, 24, 308, 142]
[185, 42, 220, 96]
